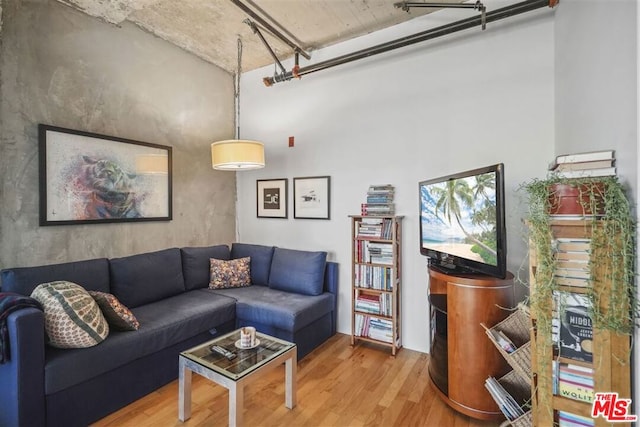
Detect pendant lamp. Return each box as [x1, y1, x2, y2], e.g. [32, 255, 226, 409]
[212, 38, 265, 171]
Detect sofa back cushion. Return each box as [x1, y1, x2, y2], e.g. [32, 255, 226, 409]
[181, 245, 230, 290]
[109, 248, 185, 308]
[268, 248, 327, 296]
[230, 243, 275, 286]
[0, 258, 110, 296]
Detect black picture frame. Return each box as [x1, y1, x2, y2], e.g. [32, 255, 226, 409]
[256, 178, 288, 218]
[39, 124, 172, 226]
[293, 176, 331, 220]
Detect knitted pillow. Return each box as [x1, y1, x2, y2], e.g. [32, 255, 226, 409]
[31, 281, 109, 348]
[89, 291, 140, 331]
[209, 257, 251, 289]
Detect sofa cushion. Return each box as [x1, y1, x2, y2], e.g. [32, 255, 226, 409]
[0, 258, 110, 296]
[268, 248, 327, 296]
[205, 286, 334, 332]
[230, 243, 275, 286]
[31, 281, 109, 349]
[109, 248, 185, 308]
[89, 291, 140, 331]
[44, 290, 237, 395]
[209, 257, 251, 289]
[181, 245, 230, 290]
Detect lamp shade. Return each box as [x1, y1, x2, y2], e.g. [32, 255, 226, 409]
[211, 140, 265, 170]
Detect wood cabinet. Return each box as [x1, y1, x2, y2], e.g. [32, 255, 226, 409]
[529, 220, 631, 427]
[428, 267, 514, 421]
[350, 215, 402, 355]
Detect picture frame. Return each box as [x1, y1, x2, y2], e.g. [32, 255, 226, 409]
[39, 124, 172, 226]
[257, 178, 288, 218]
[293, 176, 331, 220]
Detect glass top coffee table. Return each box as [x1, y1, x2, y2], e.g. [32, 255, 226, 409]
[178, 329, 297, 427]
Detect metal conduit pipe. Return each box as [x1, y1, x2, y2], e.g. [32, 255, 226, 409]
[231, 0, 311, 60]
[263, 0, 555, 86]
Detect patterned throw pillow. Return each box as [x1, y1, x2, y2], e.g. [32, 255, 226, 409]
[209, 257, 251, 289]
[89, 291, 140, 331]
[31, 281, 109, 349]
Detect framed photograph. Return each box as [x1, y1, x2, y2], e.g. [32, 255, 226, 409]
[293, 176, 331, 220]
[257, 178, 288, 218]
[39, 124, 172, 226]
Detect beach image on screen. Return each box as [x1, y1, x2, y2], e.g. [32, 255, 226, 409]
[420, 172, 498, 266]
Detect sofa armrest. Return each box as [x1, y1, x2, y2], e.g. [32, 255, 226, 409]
[324, 262, 339, 295]
[0, 308, 46, 427]
[324, 262, 339, 335]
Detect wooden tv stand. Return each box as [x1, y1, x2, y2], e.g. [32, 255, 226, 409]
[428, 266, 514, 421]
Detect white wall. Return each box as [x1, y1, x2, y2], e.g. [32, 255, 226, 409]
[237, 1, 555, 353]
[555, 0, 639, 410]
[555, 0, 637, 191]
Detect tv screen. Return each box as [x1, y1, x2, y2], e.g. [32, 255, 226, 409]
[419, 163, 506, 279]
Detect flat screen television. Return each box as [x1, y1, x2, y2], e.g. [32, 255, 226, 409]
[419, 163, 507, 279]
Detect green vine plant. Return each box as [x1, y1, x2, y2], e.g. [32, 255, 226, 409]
[519, 175, 637, 418]
[521, 176, 637, 337]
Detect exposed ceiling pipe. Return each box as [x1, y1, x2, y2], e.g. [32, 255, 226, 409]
[230, 0, 311, 60]
[263, 0, 556, 87]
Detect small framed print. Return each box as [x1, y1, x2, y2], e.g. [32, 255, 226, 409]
[293, 176, 331, 220]
[257, 178, 287, 218]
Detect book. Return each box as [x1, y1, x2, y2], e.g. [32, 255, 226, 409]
[553, 159, 615, 172]
[554, 167, 616, 179]
[555, 238, 591, 253]
[558, 410, 595, 427]
[549, 150, 614, 168]
[555, 292, 593, 362]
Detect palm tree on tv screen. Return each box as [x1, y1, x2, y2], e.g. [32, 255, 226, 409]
[432, 174, 497, 258]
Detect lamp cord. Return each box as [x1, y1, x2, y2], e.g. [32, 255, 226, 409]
[235, 38, 242, 140]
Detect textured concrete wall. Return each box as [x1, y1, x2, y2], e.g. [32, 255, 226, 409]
[0, 0, 236, 270]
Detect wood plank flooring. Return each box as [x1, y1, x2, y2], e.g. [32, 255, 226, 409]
[92, 334, 502, 427]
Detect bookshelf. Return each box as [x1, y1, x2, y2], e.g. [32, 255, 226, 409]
[528, 220, 632, 427]
[349, 215, 402, 355]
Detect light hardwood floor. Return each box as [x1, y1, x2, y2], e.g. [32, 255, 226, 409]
[92, 333, 502, 427]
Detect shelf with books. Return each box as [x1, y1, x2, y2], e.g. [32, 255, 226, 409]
[528, 220, 632, 427]
[350, 215, 402, 355]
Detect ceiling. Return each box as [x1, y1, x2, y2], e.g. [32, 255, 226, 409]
[56, 0, 465, 74]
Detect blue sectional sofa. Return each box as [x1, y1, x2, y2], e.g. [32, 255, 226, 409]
[0, 243, 338, 427]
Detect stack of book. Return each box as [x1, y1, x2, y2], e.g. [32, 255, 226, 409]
[361, 185, 394, 216]
[553, 361, 595, 403]
[356, 217, 393, 239]
[367, 242, 393, 264]
[553, 238, 591, 288]
[557, 410, 595, 427]
[355, 293, 381, 315]
[354, 265, 392, 290]
[548, 150, 615, 178]
[354, 313, 394, 343]
[484, 376, 526, 421]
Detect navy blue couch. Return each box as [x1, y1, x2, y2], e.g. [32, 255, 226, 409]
[0, 243, 338, 427]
